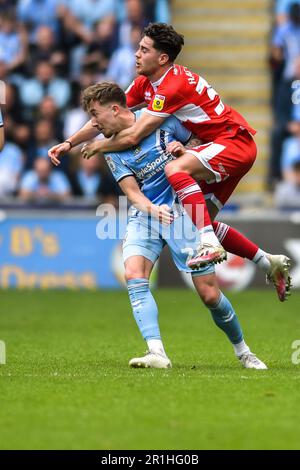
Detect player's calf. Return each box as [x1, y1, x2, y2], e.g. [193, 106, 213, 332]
[126, 275, 170, 368]
[193, 275, 267, 369]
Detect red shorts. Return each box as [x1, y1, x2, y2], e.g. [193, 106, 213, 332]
[186, 129, 257, 209]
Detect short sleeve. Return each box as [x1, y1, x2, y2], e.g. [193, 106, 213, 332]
[104, 152, 134, 182]
[0, 108, 3, 127]
[162, 116, 192, 144]
[125, 78, 146, 109]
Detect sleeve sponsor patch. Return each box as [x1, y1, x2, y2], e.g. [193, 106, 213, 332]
[105, 155, 116, 173]
[152, 94, 166, 111]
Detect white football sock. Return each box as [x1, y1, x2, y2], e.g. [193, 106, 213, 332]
[147, 339, 167, 357]
[252, 248, 271, 272]
[233, 340, 250, 357]
[200, 226, 221, 246]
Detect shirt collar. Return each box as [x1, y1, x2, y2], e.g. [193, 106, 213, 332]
[151, 65, 174, 87]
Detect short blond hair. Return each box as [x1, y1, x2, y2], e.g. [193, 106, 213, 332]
[81, 82, 127, 111]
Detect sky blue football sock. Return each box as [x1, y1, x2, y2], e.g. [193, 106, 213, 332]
[127, 278, 161, 341]
[207, 292, 243, 345]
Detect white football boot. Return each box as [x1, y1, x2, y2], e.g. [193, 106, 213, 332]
[129, 350, 172, 369]
[238, 352, 268, 370]
[187, 243, 227, 270]
[265, 254, 292, 302]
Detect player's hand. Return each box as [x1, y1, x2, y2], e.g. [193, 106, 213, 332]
[151, 204, 174, 225]
[48, 141, 71, 166]
[81, 141, 102, 159]
[167, 141, 186, 158]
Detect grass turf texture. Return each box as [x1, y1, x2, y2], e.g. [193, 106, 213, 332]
[0, 289, 299, 450]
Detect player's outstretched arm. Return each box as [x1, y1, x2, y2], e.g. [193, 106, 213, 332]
[119, 176, 173, 225]
[48, 119, 100, 166]
[82, 112, 166, 159]
[65, 119, 100, 148]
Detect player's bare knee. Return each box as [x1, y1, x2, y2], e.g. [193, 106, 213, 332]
[197, 283, 220, 306]
[125, 267, 147, 282]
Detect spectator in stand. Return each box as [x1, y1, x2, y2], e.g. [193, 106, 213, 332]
[0, 124, 24, 197]
[3, 83, 31, 154]
[64, 92, 89, 143]
[27, 25, 68, 76]
[37, 96, 64, 142]
[151, 0, 170, 23]
[19, 156, 71, 202]
[271, 2, 300, 114]
[106, 25, 141, 89]
[2, 83, 24, 134]
[57, 2, 93, 56]
[19, 60, 71, 111]
[0, 0, 170, 203]
[17, 0, 61, 41]
[59, 0, 118, 79]
[118, 0, 149, 47]
[274, 160, 300, 207]
[0, 1, 18, 14]
[272, 3, 300, 82]
[83, 15, 118, 77]
[0, 11, 28, 74]
[116, 0, 169, 23]
[269, 54, 300, 185]
[275, 0, 300, 24]
[280, 132, 300, 178]
[27, 118, 58, 168]
[63, 0, 117, 31]
[70, 153, 121, 202]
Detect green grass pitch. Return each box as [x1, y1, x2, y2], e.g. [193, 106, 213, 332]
[0, 289, 300, 450]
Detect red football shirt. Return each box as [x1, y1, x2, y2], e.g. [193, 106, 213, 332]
[126, 64, 256, 143]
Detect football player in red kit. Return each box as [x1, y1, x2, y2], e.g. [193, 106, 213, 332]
[48, 23, 291, 301]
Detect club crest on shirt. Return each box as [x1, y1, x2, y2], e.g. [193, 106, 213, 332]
[152, 94, 165, 111]
[133, 145, 142, 156]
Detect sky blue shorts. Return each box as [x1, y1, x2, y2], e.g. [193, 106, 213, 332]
[123, 211, 215, 275]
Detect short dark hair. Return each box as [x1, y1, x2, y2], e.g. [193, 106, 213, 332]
[81, 82, 127, 111]
[142, 23, 184, 62]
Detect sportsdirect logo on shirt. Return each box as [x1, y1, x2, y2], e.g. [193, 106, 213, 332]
[152, 94, 166, 111]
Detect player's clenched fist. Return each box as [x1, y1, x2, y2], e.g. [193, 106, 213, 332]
[167, 141, 186, 158]
[48, 141, 71, 166]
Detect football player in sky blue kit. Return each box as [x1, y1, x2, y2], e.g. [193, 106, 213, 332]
[79, 82, 267, 370]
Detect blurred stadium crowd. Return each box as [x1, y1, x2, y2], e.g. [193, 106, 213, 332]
[2, 0, 300, 209]
[0, 0, 169, 206]
[271, 0, 300, 208]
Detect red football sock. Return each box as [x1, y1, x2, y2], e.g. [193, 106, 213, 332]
[213, 221, 258, 260]
[167, 172, 212, 229]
